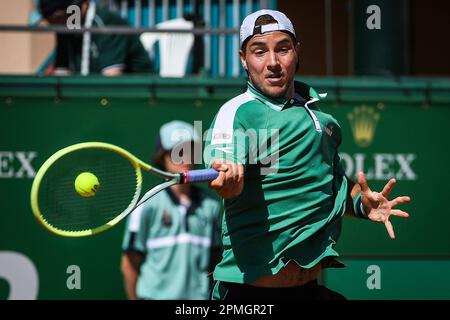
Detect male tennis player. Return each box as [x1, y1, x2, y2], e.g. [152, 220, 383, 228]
[121, 121, 221, 300]
[204, 9, 411, 300]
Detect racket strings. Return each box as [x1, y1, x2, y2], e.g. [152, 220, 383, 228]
[38, 149, 139, 232]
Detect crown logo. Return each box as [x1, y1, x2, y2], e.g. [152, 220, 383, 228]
[347, 105, 380, 147]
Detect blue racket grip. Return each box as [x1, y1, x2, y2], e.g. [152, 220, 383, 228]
[181, 169, 219, 184]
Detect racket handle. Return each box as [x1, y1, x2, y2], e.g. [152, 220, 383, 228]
[181, 169, 219, 184]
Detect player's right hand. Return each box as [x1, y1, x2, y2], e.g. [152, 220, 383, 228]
[209, 160, 244, 200]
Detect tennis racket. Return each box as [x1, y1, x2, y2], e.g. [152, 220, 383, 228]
[30, 142, 219, 237]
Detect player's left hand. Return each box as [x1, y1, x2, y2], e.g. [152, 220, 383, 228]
[358, 172, 411, 240]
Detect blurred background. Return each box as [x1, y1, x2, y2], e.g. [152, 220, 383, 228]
[0, 0, 449, 300]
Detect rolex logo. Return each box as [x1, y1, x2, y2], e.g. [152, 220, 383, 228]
[347, 105, 380, 147]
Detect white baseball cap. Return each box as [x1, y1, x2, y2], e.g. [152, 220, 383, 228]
[240, 9, 296, 48]
[158, 120, 200, 151]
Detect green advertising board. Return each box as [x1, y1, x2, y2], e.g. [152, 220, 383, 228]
[1, 75, 449, 299]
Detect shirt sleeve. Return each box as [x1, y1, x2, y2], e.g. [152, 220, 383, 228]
[121, 204, 152, 253]
[94, 34, 128, 72]
[203, 110, 249, 167]
[92, 9, 152, 74]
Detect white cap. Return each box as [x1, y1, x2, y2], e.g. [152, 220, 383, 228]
[158, 120, 200, 151]
[240, 9, 296, 48]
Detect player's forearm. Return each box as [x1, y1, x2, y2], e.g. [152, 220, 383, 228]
[102, 67, 124, 77]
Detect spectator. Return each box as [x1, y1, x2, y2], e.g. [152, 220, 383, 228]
[38, 0, 153, 76]
[121, 121, 222, 300]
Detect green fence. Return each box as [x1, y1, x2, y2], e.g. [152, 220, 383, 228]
[1, 75, 449, 299]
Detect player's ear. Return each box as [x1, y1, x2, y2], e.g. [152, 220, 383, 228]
[239, 50, 248, 71]
[295, 42, 300, 71]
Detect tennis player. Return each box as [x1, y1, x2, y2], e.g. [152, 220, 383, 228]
[121, 121, 221, 300]
[204, 9, 411, 300]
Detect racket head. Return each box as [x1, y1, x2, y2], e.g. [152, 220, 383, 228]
[30, 142, 147, 237]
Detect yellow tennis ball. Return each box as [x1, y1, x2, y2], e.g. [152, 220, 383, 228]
[75, 172, 100, 197]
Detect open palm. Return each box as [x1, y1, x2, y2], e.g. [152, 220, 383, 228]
[358, 172, 411, 239]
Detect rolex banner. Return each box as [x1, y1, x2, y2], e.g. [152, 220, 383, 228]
[0, 77, 449, 299]
[327, 102, 446, 256]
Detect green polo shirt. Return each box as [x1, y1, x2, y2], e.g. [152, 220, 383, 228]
[122, 187, 221, 300]
[204, 81, 348, 284]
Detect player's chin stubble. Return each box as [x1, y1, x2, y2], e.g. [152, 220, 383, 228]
[249, 76, 291, 99]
